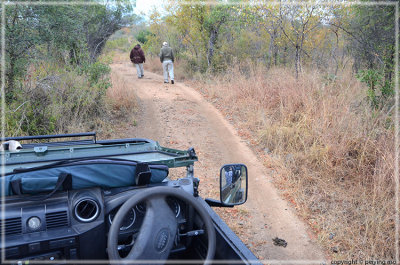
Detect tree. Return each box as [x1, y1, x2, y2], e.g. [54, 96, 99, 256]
[276, 4, 322, 78]
[331, 3, 396, 82]
[3, 5, 41, 101]
[2, 0, 134, 102]
[204, 5, 229, 69]
[164, 3, 208, 69]
[85, 1, 133, 62]
[243, 3, 282, 67]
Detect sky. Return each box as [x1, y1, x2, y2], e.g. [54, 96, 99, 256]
[134, 0, 165, 18]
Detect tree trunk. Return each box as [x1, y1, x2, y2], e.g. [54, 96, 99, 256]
[268, 34, 275, 67]
[384, 53, 394, 83]
[282, 46, 288, 66]
[207, 29, 218, 69]
[6, 58, 16, 103]
[295, 45, 300, 79]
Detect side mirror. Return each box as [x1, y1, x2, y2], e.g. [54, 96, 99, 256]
[220, 164, 248, 206]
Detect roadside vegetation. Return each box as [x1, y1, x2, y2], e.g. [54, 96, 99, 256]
[137, 1, 397, 261]
[99, 28, 140, 125]
[3, 1, 137, 137]
[191, 64, 395, 260]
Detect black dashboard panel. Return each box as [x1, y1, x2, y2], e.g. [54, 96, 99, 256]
[1, 187, 106, 261]
[1, 186, 191, 262]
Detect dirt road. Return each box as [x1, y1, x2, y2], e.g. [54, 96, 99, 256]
[111, 62, 327, 264]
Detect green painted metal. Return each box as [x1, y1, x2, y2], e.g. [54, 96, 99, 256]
[3, 138, 198, 174]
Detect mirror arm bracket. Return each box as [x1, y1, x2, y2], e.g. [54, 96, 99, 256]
[205, 198, 234, 208]
[186, 164, 194, 179]
[193, 177, 199, 197]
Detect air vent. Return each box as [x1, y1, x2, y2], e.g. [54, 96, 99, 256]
[46, 211, 69, 229]
[74, 199, 99, 223]
[0, 217, 22, 235]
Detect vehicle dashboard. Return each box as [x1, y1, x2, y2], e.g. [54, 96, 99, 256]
[1, 178, 196, 262]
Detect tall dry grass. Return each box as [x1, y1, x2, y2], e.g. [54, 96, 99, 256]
[99, 44, 139, 131]
[107, 70, 138, 123]
[145, 56, 189, 81]
[190, 63, 396, 260]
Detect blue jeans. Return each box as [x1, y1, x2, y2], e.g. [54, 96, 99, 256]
[135, 63, 144, 78]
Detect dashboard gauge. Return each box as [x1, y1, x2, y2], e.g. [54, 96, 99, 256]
[109, 208, 136, 231]
[167, 198, 181, 218]
[135, 199, 180, 217]
[135, 202, 146, 214]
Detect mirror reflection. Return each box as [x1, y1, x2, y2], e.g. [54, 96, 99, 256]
[220, 164, 247, 205]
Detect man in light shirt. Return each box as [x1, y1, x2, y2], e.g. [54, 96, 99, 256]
[159, 42, 174, 84]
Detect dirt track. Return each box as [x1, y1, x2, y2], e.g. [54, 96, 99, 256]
[110, 62, 327, 264]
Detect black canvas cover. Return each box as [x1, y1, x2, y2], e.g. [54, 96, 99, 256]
[2, 159, 169, 196]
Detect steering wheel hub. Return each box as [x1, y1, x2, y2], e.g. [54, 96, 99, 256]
[155, 228, 170, 253]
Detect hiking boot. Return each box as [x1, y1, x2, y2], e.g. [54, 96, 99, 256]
[171, 80, 174, 84]
[141, 74, 144, 77]
[164, 81, 169, 83]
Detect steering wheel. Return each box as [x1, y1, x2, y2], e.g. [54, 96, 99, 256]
[107, 186, 216, 265]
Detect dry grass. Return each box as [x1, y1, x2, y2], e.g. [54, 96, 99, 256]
[146, 56, 189, 81]
[6, 60, 113, 137]
[107, 68, 138, 123]
[189, 62, 397, 261]
[94, 45, 140, 139]
[145, 56, 163, 74]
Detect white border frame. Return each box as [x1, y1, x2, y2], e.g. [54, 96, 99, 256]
[1, 1, 398, 264]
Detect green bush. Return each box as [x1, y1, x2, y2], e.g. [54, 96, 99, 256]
[5, 61, 110, 137]
[135, 29, 153, 44]
[104, 37, 132, 53]
[80, 62, 111, 87]
[356, 69, 394, 109]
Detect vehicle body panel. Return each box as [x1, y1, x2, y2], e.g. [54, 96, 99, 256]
[1, 133, 260, 264]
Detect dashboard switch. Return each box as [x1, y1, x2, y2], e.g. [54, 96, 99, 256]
[69, 248, 78, 259]
[5, 247, 19, 257]
[49, 237, 76, 249]
[28, 242, 41, 253]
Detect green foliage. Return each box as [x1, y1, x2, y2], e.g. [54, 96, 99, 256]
[4, 5, 41, 101]
[6, 98, 56, 136]
[5, 61, 109, 136]
[145, 3, 330, 76]
[104, 36, 132, 53]
[356, 69, 381, 91]
[142, 1, 395, 90]
[347, 5, 395, 82]
[4, 1, 131, 99]
[2, 1, 136, 136]
[84, 2, 133, 61]
[356, 69, 394, 109]
[135, 29, 153, 44]
[203, 5, 228, 32]
[80, 62, 111, 87]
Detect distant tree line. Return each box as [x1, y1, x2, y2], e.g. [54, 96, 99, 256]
[141, 0, 397, 109]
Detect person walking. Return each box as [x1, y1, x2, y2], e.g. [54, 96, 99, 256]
[130, 44, 145, 79]
[159, 42, 174, 84]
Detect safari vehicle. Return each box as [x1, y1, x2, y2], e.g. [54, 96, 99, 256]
[0, 132, 261, 264]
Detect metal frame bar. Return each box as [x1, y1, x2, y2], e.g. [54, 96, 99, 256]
[4, 132, 97, 143]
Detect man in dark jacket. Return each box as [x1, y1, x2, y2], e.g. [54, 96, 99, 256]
[130, 44, 146, 79]
[159, 42, 174, 84]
